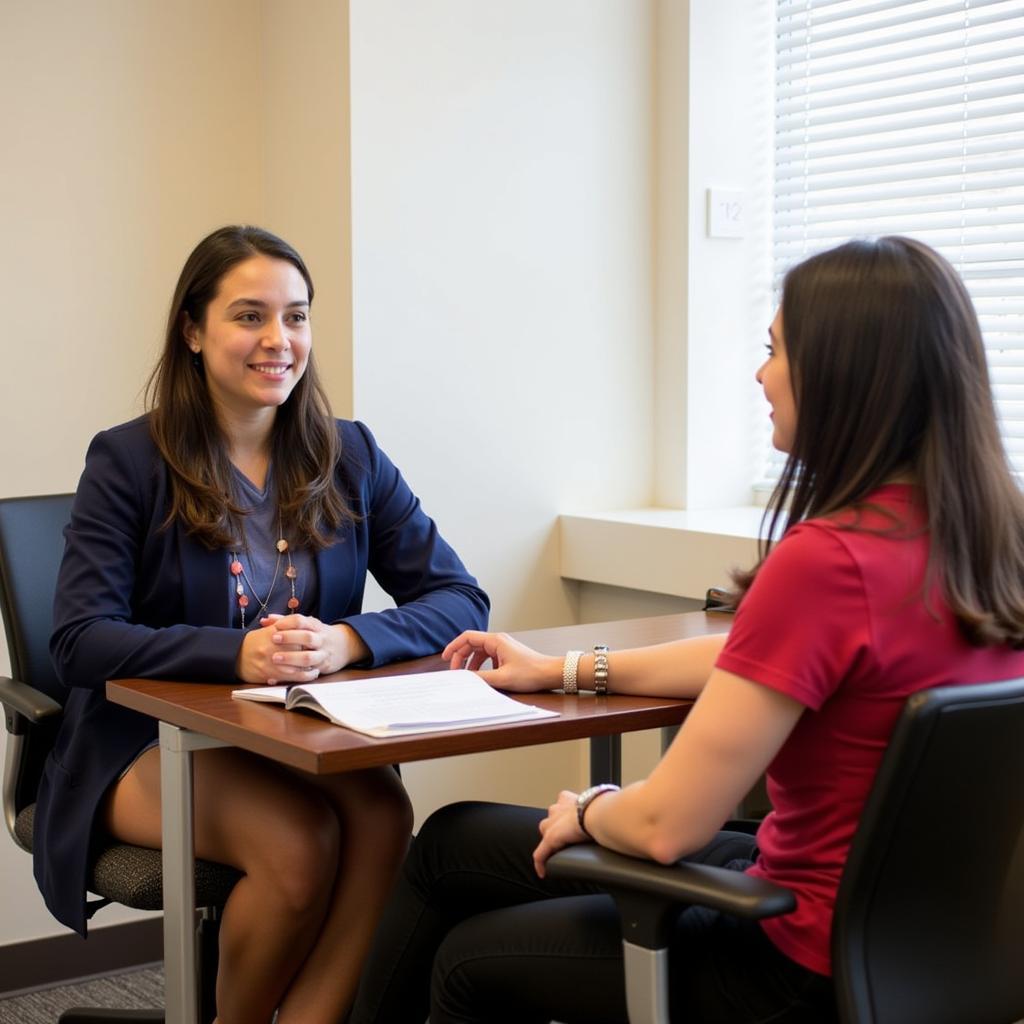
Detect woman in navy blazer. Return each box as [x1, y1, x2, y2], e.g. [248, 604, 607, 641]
[36, 226, 489, 1024]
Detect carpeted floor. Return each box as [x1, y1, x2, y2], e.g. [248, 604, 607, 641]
[1, 970, 1019, 1024]
[0, 965, 163, 1023]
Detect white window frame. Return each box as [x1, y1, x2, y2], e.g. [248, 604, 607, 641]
[560, 0, 773, 600]
[562, 0, 1024, 600]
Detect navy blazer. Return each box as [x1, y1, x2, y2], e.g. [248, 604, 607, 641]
[35, 415, 489, 935]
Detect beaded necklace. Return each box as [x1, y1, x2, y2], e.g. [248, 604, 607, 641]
[229, 517, 300, 630]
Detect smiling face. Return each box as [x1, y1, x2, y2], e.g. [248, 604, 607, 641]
[184, 255, 311, 430]
[756, 309, 797, 453]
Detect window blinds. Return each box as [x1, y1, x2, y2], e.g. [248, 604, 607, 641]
[764, 0, 1024, 485]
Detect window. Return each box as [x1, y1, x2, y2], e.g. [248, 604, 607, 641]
[764, 0, 1024, 483]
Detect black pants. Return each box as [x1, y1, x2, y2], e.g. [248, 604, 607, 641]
[349, 801, 836, 1024]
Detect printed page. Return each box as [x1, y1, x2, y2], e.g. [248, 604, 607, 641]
[288, 669, 557, 737]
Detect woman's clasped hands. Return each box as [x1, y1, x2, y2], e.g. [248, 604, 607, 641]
[237, 614, 370, 685]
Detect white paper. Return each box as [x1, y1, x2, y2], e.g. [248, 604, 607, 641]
[233, 669, 557, 737]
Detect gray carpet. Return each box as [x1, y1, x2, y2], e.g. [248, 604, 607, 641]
[0, 965, 163, 1023]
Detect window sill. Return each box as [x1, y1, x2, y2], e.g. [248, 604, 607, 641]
[559, 507, 763, 600]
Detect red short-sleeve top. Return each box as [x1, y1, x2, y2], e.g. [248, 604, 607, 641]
[716, 484, 1024, 976]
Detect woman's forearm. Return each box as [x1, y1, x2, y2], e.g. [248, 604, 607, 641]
[571, 633, 728, 699]
[580, 783, 678, 861]
[578, 671, 805, 865]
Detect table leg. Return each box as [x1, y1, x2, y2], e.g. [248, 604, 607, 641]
[591, 727, 681, 787]
[159, 722, 226, 1024]
[589, 734, 622, 786]
[660, 724, 680, 755]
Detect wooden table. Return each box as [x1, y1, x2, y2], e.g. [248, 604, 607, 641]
[106, 610, 730, 1024]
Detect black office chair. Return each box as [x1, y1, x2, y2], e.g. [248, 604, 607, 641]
[548, 677, 1024, 1024]
[0, 494, 240, 1024]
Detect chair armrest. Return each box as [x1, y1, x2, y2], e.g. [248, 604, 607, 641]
[0, 675, 62, 733]
[546, 844, 795, 937]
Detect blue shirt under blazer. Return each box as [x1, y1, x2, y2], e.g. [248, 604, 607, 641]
[36, 415, 489, 936]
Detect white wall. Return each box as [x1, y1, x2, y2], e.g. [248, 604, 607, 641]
[682, 0, 774, 508]
[349, 0, 656, 816]
[648, 0, 774, 510]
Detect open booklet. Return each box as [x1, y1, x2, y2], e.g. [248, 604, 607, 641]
[232, 669, 558, 738]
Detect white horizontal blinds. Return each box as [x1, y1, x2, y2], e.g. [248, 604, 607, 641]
[763, 0, 1024, 486]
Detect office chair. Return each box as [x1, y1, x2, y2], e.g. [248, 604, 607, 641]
[0, 494, 240, 1024]
[548, 677, 1024, 1024]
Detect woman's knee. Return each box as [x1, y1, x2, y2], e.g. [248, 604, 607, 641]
[402, 801, 543, 894]
[200, 769, 341, 915]
[406, 801, 491, 872]
[263, 790, 341, 913]
[417, 800, 539, 852]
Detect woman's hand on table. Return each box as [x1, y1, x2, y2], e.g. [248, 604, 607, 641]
[442, 630, 562, 692]
[532, 789, 588, 878]
[236, 616, 370, 684]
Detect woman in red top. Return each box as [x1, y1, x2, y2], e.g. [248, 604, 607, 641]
[349, 236, 1024, 1023]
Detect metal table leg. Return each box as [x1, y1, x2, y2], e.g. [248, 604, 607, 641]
[660, 724, 680, 755]
[589, 734, 622, 786]
[159, 722, 226, 1024]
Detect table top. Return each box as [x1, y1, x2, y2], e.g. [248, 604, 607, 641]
[106, 610, 730, 774]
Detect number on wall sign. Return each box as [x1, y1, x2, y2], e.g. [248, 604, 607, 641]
[707, 188, 745, 239]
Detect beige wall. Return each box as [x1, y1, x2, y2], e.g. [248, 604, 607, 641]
[0, 1, 353, 501]
[261, 0, 353, 418]
[0, 0, 352, 946]
[0, 0, 264, 497]
[1, 0, 256, 946]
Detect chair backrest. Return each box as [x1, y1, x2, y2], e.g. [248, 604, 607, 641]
[832, 678, 1024, 1024]
[0, 494, 74, 814]
[0, 494, 73, 700]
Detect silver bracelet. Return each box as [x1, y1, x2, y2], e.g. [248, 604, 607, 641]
[593, 644, 609, 695]
[577, 783, 620, 836]
[562, 650, 584, 695]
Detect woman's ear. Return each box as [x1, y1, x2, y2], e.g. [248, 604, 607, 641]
[182, 315, 201, 353]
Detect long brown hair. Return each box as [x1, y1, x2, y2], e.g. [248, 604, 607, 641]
[734, 236, 1024, 647]
[145, 225, 355, 549]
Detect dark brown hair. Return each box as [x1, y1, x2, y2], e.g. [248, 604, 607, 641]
[145, 225, 354, 549]
[734, 236, 1024, 647]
